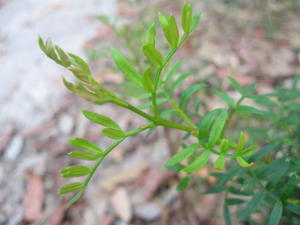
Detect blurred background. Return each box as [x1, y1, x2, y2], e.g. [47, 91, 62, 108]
[0, 0, 299, 224]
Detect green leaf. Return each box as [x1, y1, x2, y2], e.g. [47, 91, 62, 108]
[58, 182, 84, 195]
[119, 82, 151, 99]
[68, 191, 83, 206]
[182, 2, 193, 33]
[166, 163, 185, 172]
[68, 53, 91, 75]
[60, 165, 92, 178]
[170, 71, 195, 95]
[68, 151, 102, 161]
[208, 109, 228, 148]
[223, 201, 232, 225]
[214, 154, 226, 170]
[142, 44, 163, 67]
[286, 203, 300, 216]
[177, 176, 190, 191]
[237, 105, 264, 115]
[218, 167, 242, 185]
[220, 139, 230, 153]
[228, 77, 244, 95]
[239, 192, 266, 220]
[146, 23, 156, 46]
[55, 45, 70, 67]
[168, 14, 179, 48]
[164, 143, 200, 167]
[82, 110, 121, 130]
[102, 128, 126, 139]
[69, 138, 102, 153]
[158, 12, 172, 47]
[141, 67, 154, 93]
[198, 108, 223, 139]
[203, 186, 227, 194]
[214, 90, 235, 107]
[182, 149, 210, 172]
[238, 132, 246, 153]
[267, 201, 283, 225]
[165, 61, 183, 83]
[191, 13, 201, 32]
[236, 156, 253, 167]
[179, 83, 207, 108]
[138, 97, 168, 109]
[112, 48, 142, 86]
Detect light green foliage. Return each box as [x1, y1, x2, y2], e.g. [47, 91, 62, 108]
[39, 2, 300, 224]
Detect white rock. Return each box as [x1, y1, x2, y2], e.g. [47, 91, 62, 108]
[3, 135, 24, 161]
[58, 114, 74, 135]
[134, 202, 162, 221]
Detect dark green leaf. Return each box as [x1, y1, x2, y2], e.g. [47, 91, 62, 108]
[164, 143, 200, 167]
[82, 110, 121, 130]
[239, 192, 266, 220]
[287, 203, 300, 216]
[69, 138, 102, 153]
[218, 167, 242, 185]
[267, 201, 283, 225]
[102, 128, 126, 139]
[226, 198, 245, 205]
[176, 176, 190, 191]
[203, 186, 226, 194]
[182, 150, 210, 172]
[224, 201, 232, 225]
[58, 182, 84, 195]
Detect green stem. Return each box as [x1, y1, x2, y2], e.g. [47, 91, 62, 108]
[152, 33, 189, 117]
[70, 123, 153, 205]
[124, 102, 196, 134]
[169, 98, 197, 130]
